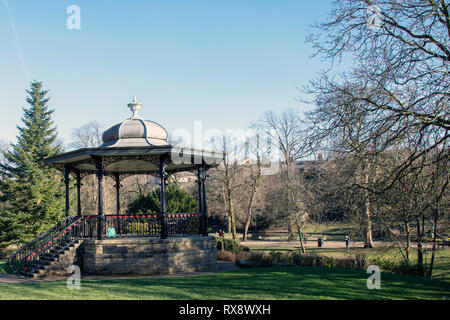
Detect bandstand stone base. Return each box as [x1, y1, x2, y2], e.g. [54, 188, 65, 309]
[82, 236, 217, 275]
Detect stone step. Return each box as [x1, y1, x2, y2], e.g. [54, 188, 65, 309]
[20, 270, 41, 278]
[21, 240, 83, 278]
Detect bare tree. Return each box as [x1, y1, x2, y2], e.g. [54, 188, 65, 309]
[303, 1, 450, 254]
[209, 135, 245, 239]
[281, 169, 310, 252]
[425, 149, 449, 277]
[67, 122, 103, 214]
[69, 121, 103, 149]
[305, 0, 449, 188]
[241, 135, 264, 241]
[257, 109, 306, 167]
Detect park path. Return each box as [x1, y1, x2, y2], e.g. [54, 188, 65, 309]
[242, 240, 379, 248]
[0, 274, 30, 284]
[241, 240, 433, 249]
[0, 261, 239, 284]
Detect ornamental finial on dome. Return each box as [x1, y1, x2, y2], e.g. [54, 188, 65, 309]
[127, 96, 142, 119]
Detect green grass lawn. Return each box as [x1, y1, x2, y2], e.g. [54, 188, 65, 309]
[245, 246, 450, 282]
[0, 266, 449, 300]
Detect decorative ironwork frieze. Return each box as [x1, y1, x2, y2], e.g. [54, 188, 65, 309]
[100, 155, 160, 170]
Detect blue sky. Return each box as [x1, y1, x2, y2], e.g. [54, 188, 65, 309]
[0, 0, 333, 147]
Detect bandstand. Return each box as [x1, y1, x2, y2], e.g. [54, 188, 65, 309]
[8, 98, 224, 277]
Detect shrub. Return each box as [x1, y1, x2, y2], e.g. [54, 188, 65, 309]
[336, 256, 358, 269]
[268, 251, 282, 263]
[268, 251, 294, 264]
[232, 249, 372, 271]
[370, 257, 425, 276]
[234, 252, 273, 268]
[293, 251, 322, 267]
[354, 253, 368, 269]
[394, 261, 425, 276]
[235, 251, 249, 261]
[370, 257, 396, 272]
[215, 237, 248, 254]
[292, 251, 367, 270]
[233, 247, 426, 277]
[217, 250, 236, 263]
[322, 256, 338, 268]
[245, 252, 273, 267]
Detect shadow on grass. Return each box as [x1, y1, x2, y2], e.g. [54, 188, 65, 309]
[0, 266, 449, 300]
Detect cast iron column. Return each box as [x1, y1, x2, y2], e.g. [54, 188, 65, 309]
[159, 156, 168, 239]
[197, 168, 203, 235]
[96, 158, 104, 240]
[114, 173, 121, 215]
[64, 165, 70, 221]
[76, 170, 81, 217]
[201, 164, 208, 236]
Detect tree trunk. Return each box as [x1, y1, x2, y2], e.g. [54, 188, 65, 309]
[363, 196, 374, 248]
[404, 220, 410, 261]
[287, 220, 295, 241]
[243, 188, 256, 241]
[222, 186, 231, 234]
[296, 221, 306, 254]
[427, 210, 439, 278]
[416, 215, 423, 266]
[363, 165, 374, 248]
[227, 189, 237, 240]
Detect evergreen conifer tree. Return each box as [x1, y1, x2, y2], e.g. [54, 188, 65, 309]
[0, 81, 64, 248]
[128, 184, 198, 214]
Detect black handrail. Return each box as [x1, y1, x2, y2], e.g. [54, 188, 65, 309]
[7, 216, 78, 275]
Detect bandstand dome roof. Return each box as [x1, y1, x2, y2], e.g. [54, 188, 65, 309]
[43, 97, 224, 175]
[101, 97, 169, 148]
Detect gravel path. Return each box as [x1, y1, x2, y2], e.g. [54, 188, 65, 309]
[0, 274, 30, 284]
[241, 240, 433, 249]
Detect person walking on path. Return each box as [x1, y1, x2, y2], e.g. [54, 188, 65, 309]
[345, 235, 350, 252]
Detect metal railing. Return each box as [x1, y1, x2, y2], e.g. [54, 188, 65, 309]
[7, 216, 82, 275]
[167, 213, 202, 236]
[7, 213, 202, 276]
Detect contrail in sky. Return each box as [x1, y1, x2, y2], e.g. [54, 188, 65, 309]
[3, 0, 30, 81]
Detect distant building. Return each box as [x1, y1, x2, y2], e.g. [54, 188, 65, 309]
[145, 171, 197, 188]
[174, 171, 197, 184]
